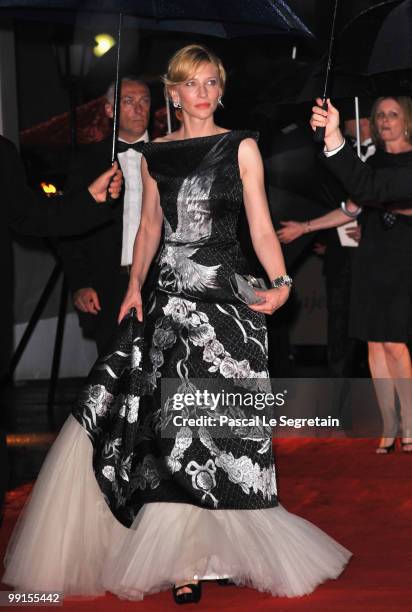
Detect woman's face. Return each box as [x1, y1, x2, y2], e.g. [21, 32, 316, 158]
[171, 61, 222, 120]
[375, 98, 408, 146]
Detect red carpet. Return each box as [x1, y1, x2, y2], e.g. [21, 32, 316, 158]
[1, 438, 411, 611]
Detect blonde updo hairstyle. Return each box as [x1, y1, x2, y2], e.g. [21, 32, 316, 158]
[371, 95, 412, 146]
[162, 44, 226, 101]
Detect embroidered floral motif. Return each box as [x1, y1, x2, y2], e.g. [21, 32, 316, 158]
[153, 324, 177, 350]
[116, 395, 140, 423]
[163, 297, 196, 326]
[166, 426, 193, 473]
[102, 465, 115, 482]
[199, 428, 277, 499]
[82, 384, 113, 418]
[131, 343, 142, 369]
[126, 396, 140, 423]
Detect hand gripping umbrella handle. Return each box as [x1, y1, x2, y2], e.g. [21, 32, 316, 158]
[313, 100, 328, 143]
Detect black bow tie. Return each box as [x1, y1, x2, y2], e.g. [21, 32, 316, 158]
[349, 139, 371, 157]
[117, 140, 146, 154]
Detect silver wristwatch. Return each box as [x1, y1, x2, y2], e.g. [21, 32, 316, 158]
[270, 275, 293, 289]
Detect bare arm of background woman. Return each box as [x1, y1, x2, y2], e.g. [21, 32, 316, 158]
[277, 204, 358, 243]
[118, 156, 163, 323]
[239, 138, 290, 315]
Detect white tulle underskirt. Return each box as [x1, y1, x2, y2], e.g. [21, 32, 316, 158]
[2, 415, 351, 600]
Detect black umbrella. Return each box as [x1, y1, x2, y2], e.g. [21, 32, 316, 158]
[255, 60, 375, 110]
[311, 0, 404, 140]
[333, 0, 405, 75]
[0, 0, 312, 31]
[0, 0, 314, 164]
[361, 0, 412, 74]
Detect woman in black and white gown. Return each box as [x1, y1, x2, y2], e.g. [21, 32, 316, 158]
[3, 45, 351, 605]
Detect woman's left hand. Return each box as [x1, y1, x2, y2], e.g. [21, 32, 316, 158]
[248, 286, 290, 315]
[277, 220, 305, 243]
[346, 224, 361, 242]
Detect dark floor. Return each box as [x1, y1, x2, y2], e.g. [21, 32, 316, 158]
[3, 378, 83, 490]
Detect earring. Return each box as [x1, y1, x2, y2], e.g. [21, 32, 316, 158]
[173, 99, 182, 109]
[405, 128, 409, 137]
[218, 96, 224, 108]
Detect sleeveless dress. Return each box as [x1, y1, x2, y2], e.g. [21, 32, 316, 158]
[3, 131, 351, 599]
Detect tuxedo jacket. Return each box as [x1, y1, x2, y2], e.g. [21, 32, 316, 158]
[58, 139, 127, 333]
[0, 134, 115, 376]
[322, 141, 412, 207]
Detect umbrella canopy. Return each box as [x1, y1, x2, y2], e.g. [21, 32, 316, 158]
[367, 0, 412, 74]
[255, 60, 376, 109]
[1, 0, 314, 161]
[296, 1, 403, 106]
[333, 0, 405, 74]
[0, 0, 314, 37]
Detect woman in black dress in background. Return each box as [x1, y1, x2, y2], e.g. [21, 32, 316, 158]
[3, 45, 351, 605]
[279, 96, 412, 454]
[350, 97, 412, 453]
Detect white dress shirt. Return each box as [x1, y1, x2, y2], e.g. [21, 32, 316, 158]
[117, 130, 149, 266]
[323, 139, 346, 157]
[323, 137, 375, 162]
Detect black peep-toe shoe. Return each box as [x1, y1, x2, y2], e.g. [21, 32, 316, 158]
[172, 582, 202, 605]
[375, 439, 397, 454]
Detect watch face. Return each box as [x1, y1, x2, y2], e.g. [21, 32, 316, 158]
[271, 275, 292, 288]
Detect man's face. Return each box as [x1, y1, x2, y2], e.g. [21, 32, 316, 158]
[105, 81, 150, 142]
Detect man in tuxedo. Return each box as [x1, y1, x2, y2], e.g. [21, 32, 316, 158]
[0, 134, 122, 524]
[311, 98, 412, 205]
[58, 77, 151, 355]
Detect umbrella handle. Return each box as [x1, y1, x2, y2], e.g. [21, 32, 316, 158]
[313, 100, 328, 143]
[105, 158, 122, 208]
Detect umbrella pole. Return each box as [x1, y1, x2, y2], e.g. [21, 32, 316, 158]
[111, 12, 123, 164]
[355, 96, 361, 158]
[314, 0, 340, 143]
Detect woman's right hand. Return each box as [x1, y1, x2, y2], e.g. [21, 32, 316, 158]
[118, 283, 143, 323]
[277, 220, 305, 243]
[310, 98, 344, 150]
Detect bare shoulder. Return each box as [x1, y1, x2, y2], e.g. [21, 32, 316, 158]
[238, 138, 261, 167]
[238, 137, 260, 155]
[238, 138, 262, 177]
